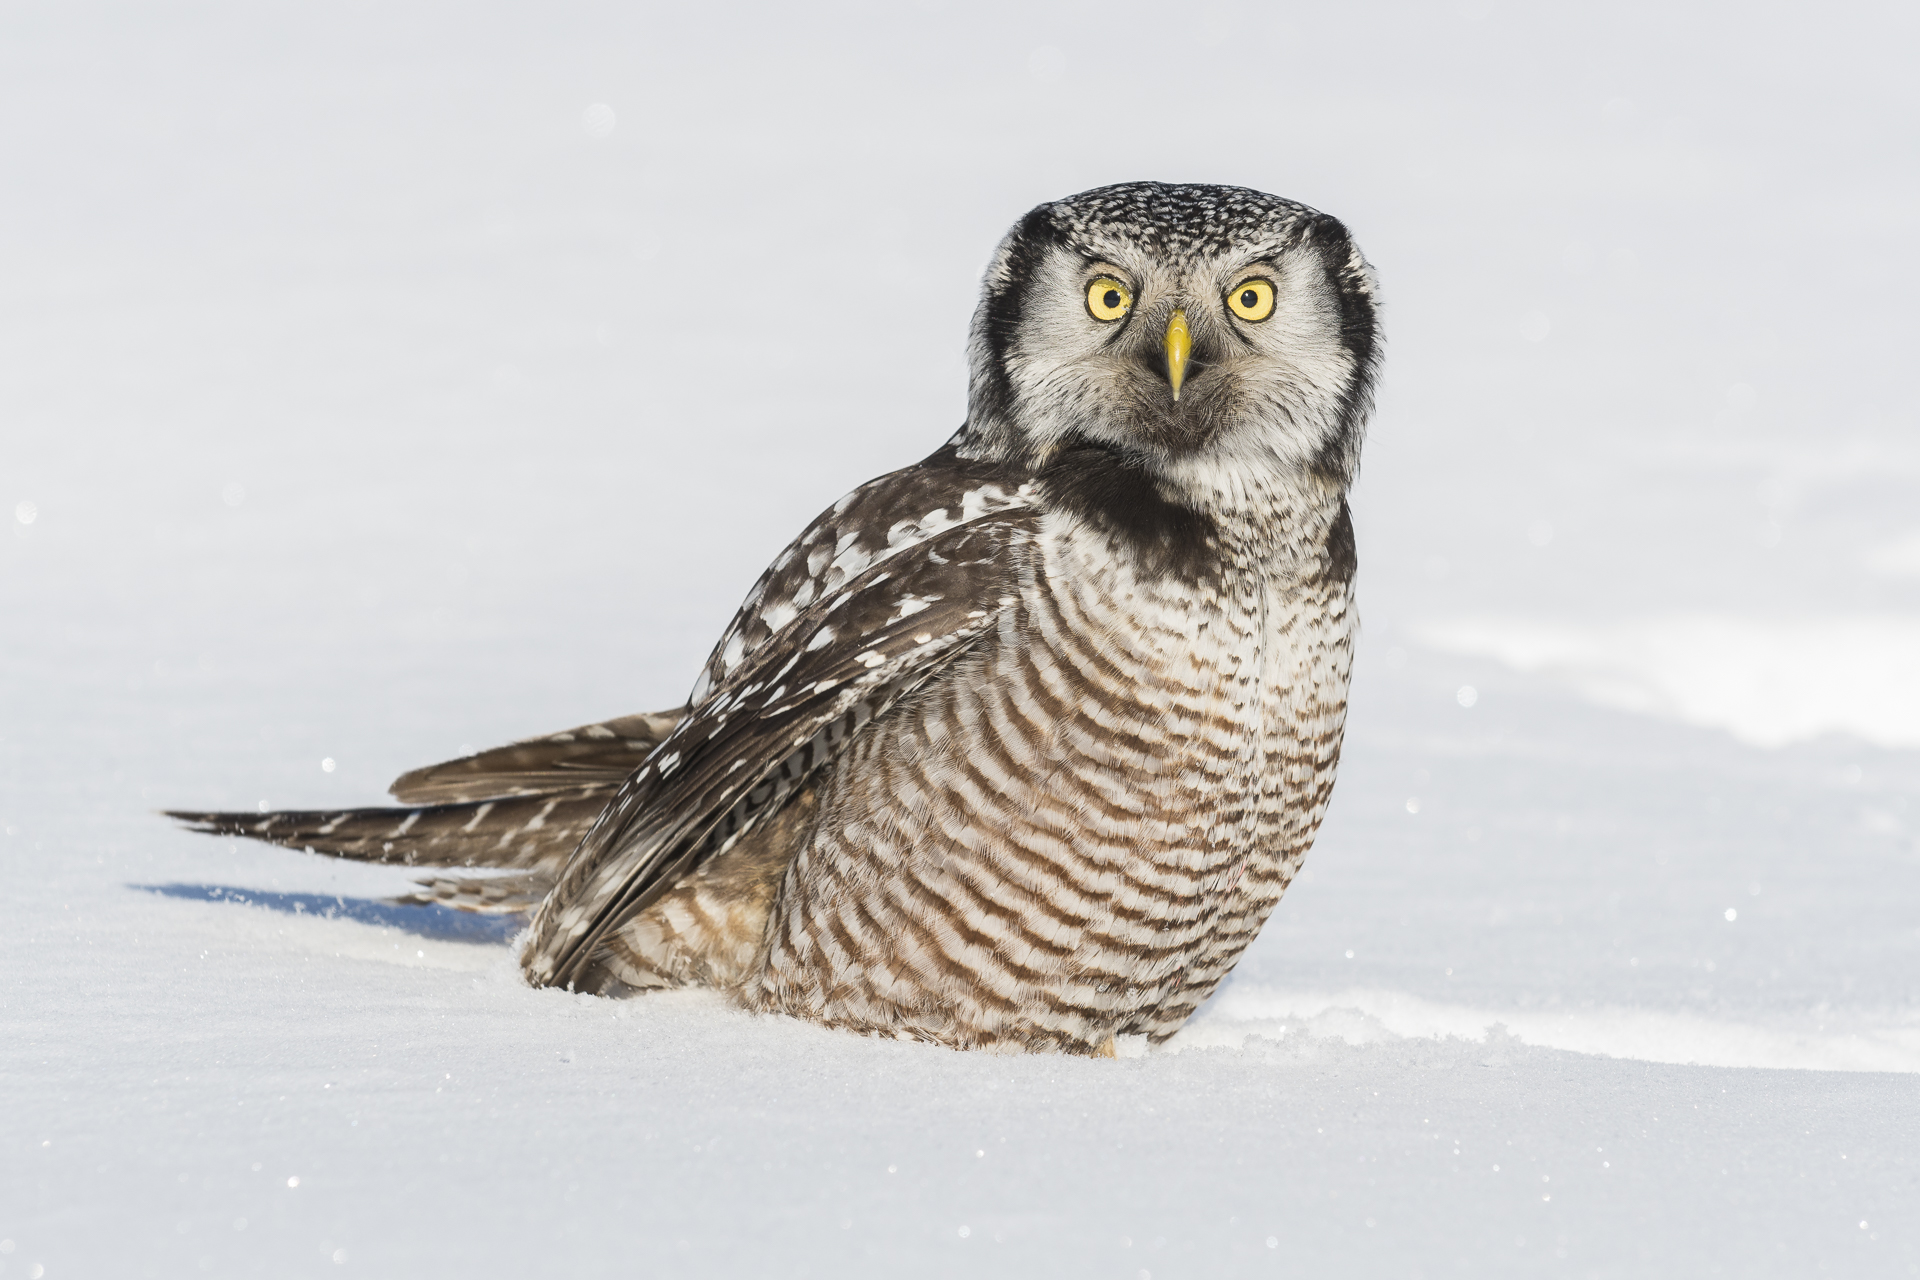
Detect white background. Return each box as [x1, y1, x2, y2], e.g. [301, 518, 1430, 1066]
[4, 2, 1918, 1276]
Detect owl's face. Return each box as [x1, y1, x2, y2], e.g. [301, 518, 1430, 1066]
[964, 183, 1379, 493]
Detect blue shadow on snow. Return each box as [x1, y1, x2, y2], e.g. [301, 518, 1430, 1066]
[135, 882, 521, 945]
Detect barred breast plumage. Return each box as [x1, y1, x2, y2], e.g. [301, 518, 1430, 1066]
[172, 180, 1381, 1056]
[753, 492, 1355, 1053]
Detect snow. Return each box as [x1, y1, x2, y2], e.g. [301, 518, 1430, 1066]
[4, 1, 1919, 1276]
[1415, 615, 1920, 748]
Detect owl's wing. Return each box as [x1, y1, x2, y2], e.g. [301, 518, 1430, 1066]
[386, 709, 686, 804]
[687, 440, 1036, 702]
[521, 506, 1042, 991]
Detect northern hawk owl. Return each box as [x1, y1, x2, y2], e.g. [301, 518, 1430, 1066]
[175, 181, 1382, 1055]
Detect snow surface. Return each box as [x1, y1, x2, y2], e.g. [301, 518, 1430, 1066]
[4, 1, 1919, 1276]
[1416, 615, 1920, 750]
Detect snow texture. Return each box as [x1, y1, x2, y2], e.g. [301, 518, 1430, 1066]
[3, 1, 1918, 1276]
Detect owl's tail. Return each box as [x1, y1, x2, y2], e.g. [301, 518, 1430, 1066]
[165, 709, 685, 913]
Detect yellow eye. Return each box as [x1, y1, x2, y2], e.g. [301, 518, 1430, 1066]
[1227, 277, 1275, 322]
[1086, 277, 1132, 322]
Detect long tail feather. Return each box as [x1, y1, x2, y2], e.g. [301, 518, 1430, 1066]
[168, 708, 688, 913]
[165, 784, 616, 873]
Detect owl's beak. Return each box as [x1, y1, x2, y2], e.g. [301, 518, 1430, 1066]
[1164, 308, 1192, 401]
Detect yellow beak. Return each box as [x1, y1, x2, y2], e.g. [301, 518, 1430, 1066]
[1164, 308, 1191, 401]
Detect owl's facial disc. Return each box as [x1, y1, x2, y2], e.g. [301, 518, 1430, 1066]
[998, 246, 1288, 461]
[1002, 240, 1359, 482]
[964, 183, 1380, 491]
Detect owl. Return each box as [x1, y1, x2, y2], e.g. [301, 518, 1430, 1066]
[174, 182, 1381, 1056]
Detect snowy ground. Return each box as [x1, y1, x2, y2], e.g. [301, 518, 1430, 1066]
[4, 2, 1919, 1276]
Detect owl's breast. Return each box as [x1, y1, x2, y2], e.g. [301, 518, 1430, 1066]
[1022, 508, 1356, 881]
[752, 503, 1356, 1052]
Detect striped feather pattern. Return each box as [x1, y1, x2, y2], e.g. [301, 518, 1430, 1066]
[748, 497, 1355, 1054]
[520, 511, 1041, 992]
[166, 786, 612, 875]
[167, 710, 684, 893]
[387, 711, 684, 804]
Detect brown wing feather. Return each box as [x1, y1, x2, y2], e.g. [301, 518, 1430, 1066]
[169, 444, 1036, 935]
[522, 511, 1041, 992]
[387, 710, 684, 803]
[688, 441, 1034, 702]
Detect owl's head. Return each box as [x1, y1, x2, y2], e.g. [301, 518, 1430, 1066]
[960, 182, 1380, 502]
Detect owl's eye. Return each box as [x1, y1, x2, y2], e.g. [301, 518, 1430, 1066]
[1085, 277, 1132, 322]
[1226, 277, 1276, 322]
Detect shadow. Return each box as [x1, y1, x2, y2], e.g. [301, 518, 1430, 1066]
[135, 882, 522, 945]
